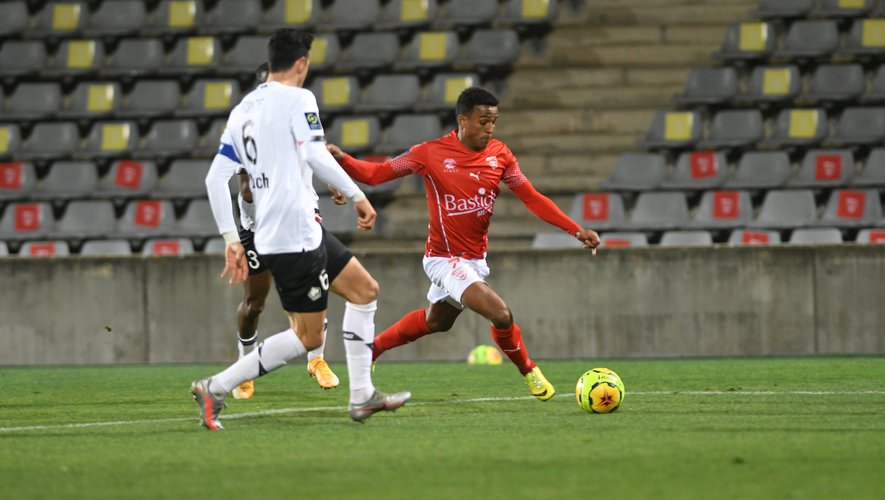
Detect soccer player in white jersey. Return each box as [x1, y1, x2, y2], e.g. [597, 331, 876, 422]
[192, 29, 410, 430]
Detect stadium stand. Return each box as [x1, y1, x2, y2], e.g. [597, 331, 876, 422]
[0, 162, 37, 202]
[19, 241, 70, 257]
[142, 238, 195, 256]
[80, 239, 133, 256]
[789, 228, 843, 244]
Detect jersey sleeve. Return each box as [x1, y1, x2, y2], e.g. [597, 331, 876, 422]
[289, 90, 325, 144]
[205, 143, 243, 238]
[502, 148, 581, 235]
[217, 125, 240, 165]
[339, 143, 428, 185]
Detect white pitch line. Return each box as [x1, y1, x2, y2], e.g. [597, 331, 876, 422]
[0, 391, 882, 434]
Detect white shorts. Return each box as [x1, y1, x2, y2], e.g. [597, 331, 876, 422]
[422, 256, 491, 309]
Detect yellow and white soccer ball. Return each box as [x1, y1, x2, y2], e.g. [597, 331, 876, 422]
[575, 367, 625, 413]
[467, 345, 503, 365]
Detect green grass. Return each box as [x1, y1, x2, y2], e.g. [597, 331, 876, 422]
[1, 357, 883, 500]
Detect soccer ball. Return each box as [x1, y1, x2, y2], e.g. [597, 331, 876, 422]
[467, 345, 503, 365]
[575, 368, 625, 413]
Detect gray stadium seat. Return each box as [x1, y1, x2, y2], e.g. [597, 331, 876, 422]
[381, 114, 443, 154]
[627, 192, 689, 230]
[178, 79, 240, 117]
[600, 152, 667, 191]
[0, 162, 37, 201]
[356, 74, 421, 113]
[118, 80, 180, 118]
[18, 122, 80, 161]
[97, 160, 159, 198]
[698, 110, 763, 150]
[852, 148, 885, 187]
[724, 151, 792, 189]
[397, 31, 460, 71]
[764, 108, 828, 149]
[417, 73, 480, 111]
[46, 39, 105, 76]
[30, 0, 87, 37]
[714, 22, 776, 62]
[659, 230, 713, 247]
[4, 83, 62, 121]
[0, 1, 28, 37]
[54, 200, 116, 239]
[201, 0, 262, 34]
[58, 81, 122, 119]
[0, 124, 22, 160]
[674, 67, 738, 107]
[501, 0, 559, 24]
[221, 36, 266, 74]
[568, 192, 626, 231]
[855, 229, 885, 244]
[80, 239, 133, 256]
[863, 65, 885, 104]
[319, 0, 381, 31]
[436, 0, 497, 29]
[317, 196, 358, 235]
[156, 160, 210, 199]
[0, 202, 52, 240]
[117, 199, 176, 238]
[171, 200, 216, 238]
[81, 121, 138, 159]
[263, 0, 321, 31]
[0, 241, 6, 256]
[326, 116, 381, 154]
[829, 107, 885, 147]
[816, 189, 882, 228]
[775, 20, 839, 60]
[787, 150, 854, 188]
[144, 0, 204, 35]
[137, 119, 200, 158]
[751, 190, 818, 229]
[736, 65, 801, 106]
[639, 111, 701, 150]
[337, 32, 400, 71]
[839, 18, 885, 57]
[19, 241, 70, 257]
[142, 238, 195, 256]
[376, 0, 438, 30]
[461, 30, 521, 68]
[728, 229, 781, 246]
[803, 64, 865, 104]
[101, 38, 165, 77]
[33, 161, 99, 201]
[83, 0, 146, 36]
[817, 0, 875, 17]
[0, 41, 47, 78]
[661, 151, 728, 190]
[308, 34, 340, 72]
[599, 232, 648, 248]
[690, 190, 753, 229]
[196, 119, 227, 157]
[531, 232, 584, 249]
[309, 76, 359, 113]
[162, 36, 221, 75]
[751, 0, 814, 19]
[789, 228, 842, 245]
[203, 237, 225, 254]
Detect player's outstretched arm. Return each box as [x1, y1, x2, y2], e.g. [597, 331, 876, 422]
[509, 178, 600, 255]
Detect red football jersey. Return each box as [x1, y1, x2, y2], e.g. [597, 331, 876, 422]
[341, 130, 580, 259]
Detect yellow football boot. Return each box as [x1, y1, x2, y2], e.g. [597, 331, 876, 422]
[525, 366, 555, 401]
[307, 357, 340, 389]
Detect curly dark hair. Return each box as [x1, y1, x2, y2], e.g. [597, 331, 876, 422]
[455, 87, 499, 118]
[267, 29, 313, 72]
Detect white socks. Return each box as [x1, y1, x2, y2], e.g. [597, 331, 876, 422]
[237, 331, 258, 358]
[307, 318, 328, 362]
[211, 328, 306, 395]
[343, 301, 377, 404]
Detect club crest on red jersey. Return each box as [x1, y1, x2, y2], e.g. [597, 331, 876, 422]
[485, 156, 498, 169]
[443, 158, 457, 172]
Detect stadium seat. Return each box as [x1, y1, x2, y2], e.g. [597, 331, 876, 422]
[0, 241, 6, 256]
[724, 151, 792, 189]
[789, 228, 842, 244]
[136, 119, 200, 158]
[195, 119, 227, 157]
[852, 148, 885, 187]
[96, 160, 159, 198]
[500, 0, 559, 25]
[661, 151, 728, 190]
[764, 109, 828, 149]
[201, 0, 262, 34]
[600, 152, 667, 191]
[0, 123, 22, 161]
[171, 199, 216, 238]
[117, 199, 176, 238]
[568, 192, 626, 231]
[751, 190, 818, 229]
[639, 111, 701, 150]
[787, 150, 854, 188]
[735, 65, 801, 106]
[337, 32, 400, 71]
[728, 229, 782, 246]
[659, 230, 713, 247]
[203, 237, 225, 254]
[436, 0, 497, 29]
[0, 1, 28, 38]
[18, 122, 80, 161]
[840, 18, 885, 57]
[674, 67, 738, 107]
[0, 162, 37, 201]
[4, 83, 62, 122]
[142, 238, 195, 256]
[156, 160, 210, 199]
[816, 189, 882, 227]
[54, 200, 116, 239]
[118, 80, 180, 118]
[101, 38, 165, 77]
[855, 228, 885, 244]
[460, 30, 521, 68]
[698, 110, 763, 150]
[775, 20, 839, 60]
[0, 41, 47, 78]
[30, 0, 87, 38]
[144, 0, 204, 35]
[80, 239, 133, 256]
[376, 0, 438, 30]
[690, 190, 754, 229]
[714, 22, 776, 62]
[221, 36, 266, 74]
[309, 76, 359, 113]
[162, 37, 221, 75]
[83, 0, 146, 37]
[828, 107, 885, 146]
[46, 39, 105, 76]
[320, 0, 381, 31]
[356, 75, 421, 113]
[397, 31, 460, 71]
[0, 202, 53, 240]
[59, 81, 122, 119]
[19, 241, 70, 257]
[416, 73, 480, 111]
[81, 121, 138, 159]
[817, 0, 876, 17]
[263, 0, 321, 31]
[627, 192, 689, 230]
[308, 34, 340, 72]
[599, 232, 648, 248]
[380, 114, 443, 154]
[317, 196, 358, 235]
[33, 161, 99, 201]
[531, 232, 584, 249]
[862, 64, 885, 103]
[177, 79, 239, 117]
[802, 64, 866, 104]
[326, 116, 381, 154]
[751, 0, 814, 19]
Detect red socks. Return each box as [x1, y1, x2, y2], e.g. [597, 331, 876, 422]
[372, 309, 433, 361]
[491, 322, 536, 375]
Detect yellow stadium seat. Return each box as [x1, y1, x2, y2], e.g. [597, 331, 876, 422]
[52, 3, 82, 31]
[101, 124, 131, 152]
[321, 78, 352, 107]
[738, 22, 768, 52]
[521, 0, 550, 19]
[419, 32, 448, 61]
[788, 110, 819, 139]
[87, 85, 116, 113]
[186, 37, 215, 66]
[67, 40, 96, 69]
[203, 83, 232, 110]
[311, 37, 327, 65]
[862, 19, 885, 48]
[664, 113, 694, 141]
[169, 0, 196, 28]
[342, 119, 369, 148]
[402, 0, 429, 22]
[762, 68, 792, 96]
[286, 0, 312, 23]
[0, 128, 10, 154]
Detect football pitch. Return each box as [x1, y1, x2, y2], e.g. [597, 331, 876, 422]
[1, 357, 883, 499]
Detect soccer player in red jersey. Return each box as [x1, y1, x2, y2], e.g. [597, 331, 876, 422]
[327, 87, 600, 401]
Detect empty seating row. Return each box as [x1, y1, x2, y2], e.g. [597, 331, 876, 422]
[752, 0, 885, 20]
[605, 149, 885, 191]
[0, 238, 205, 257]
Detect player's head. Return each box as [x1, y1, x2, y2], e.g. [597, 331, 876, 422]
[267, 29, 313, 85]
[456, 87, 499, 151]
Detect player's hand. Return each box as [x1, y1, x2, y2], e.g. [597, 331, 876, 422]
[326, 143, 345, 162]
[576, 228, 601, 255]
[329, 186, 347, 205]
[221, 242, 249, 285]
[354, 198, 377, 231]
